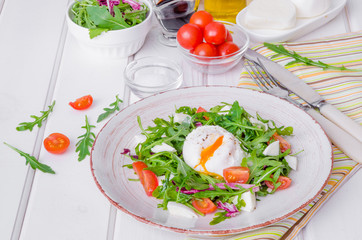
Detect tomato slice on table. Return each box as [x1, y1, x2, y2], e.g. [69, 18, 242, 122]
[142, 170, 159, 196]
[270, 133, 291, 153]
[69, 95, 93, 110]
[223, 166, 250, 183]
[192, 198, 217, 214]
[43, 133, 70, 154]
[265, 176, 292, 190]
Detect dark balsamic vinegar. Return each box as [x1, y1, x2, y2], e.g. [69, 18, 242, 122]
[156, 0, 196, 33]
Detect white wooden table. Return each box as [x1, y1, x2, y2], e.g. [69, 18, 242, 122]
[1, 0, 361, 239]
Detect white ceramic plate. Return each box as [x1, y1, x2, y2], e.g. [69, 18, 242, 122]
[236, 0, 347, 42]
[90, 86, 333, 237]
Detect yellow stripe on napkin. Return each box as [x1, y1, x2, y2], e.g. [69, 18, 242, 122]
[231, 31, 362, 240]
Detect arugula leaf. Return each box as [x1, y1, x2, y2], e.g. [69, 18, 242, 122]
[16, 101, 55, 132]
[76, 115, 96, 161]
[210, 211, 230, 225]
[97, 95, 123, 122]
[264, 42, 360, 71]
[4, 142, 55, 174]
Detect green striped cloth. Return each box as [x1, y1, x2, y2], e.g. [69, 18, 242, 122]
[229, 31, 362, 240]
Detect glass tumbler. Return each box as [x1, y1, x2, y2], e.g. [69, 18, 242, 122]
[151, 0, 200, 47]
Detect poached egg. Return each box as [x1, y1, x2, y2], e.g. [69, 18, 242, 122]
[183, 126, 245, 177]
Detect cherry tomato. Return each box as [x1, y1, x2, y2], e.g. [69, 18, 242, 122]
[204, 22, 227, 45]
[193, 43, 218, 57]
[226, 30, 233, 42]
[192, 198, 217, 214]
[69, 95, 93, 110]
[196, 107, 207, 113]
[190, 10, 214, 31]
[132, 161, 148, 185]
[142, 170, 159, 196]
[43, 133, 70, 154]
[217, 41, 240, 57]
[265, 176, 292, 190]
[177, 23, 203, 50]
[223, 166, 250, 183]
[271, 133, 291, 153]
[196, 106, 209, 120]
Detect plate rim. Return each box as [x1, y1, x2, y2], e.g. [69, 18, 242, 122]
[90, 86, 334, 236]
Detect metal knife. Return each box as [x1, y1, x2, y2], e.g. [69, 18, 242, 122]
[245, 48, 362, 143]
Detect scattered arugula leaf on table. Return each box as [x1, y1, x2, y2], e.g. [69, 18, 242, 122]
[97, 95, 123, 123]
[4, 142, 55, 174]
[16, 101, 56, 132]
[76, 115, 96, 161]
[264, 42, 360, 71]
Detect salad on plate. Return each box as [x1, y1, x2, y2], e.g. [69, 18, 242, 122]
[123, 101, 298, 225]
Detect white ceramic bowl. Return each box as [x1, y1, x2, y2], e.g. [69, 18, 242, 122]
[66, 0, 153, 58]
[90, 86, 332, 237]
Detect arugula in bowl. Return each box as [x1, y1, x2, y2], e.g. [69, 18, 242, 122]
[70, 0, 149, 39]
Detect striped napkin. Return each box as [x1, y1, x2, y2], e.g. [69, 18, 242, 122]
[230, 31, 362, 240]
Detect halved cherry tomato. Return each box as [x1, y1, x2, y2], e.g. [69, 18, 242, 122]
[43, 133, 70, 154]
[217, 41, 240, 57]
[271, 133, 291, 153]
[132, 161, 148, 185]
[69, 95, 93, 110]
[204, 21, 227, 45]
[196, 107, 209, 120]
[192, 198, 217, 214]
[142, 170, 159, 196]
[223, 166, 250, 183]
[177, 23, 203, 50]
[190, 10, 214, 31]
[194, 43, 218, 57]
[265, 176, 292, 190]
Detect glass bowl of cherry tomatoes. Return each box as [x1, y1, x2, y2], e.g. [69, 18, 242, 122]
[176, 11, 249, 74]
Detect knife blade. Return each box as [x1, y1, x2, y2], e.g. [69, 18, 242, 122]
[245, 48, 362, 143]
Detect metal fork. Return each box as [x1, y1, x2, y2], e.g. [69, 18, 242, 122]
[243, 58, 308, 110]
[243, 57, 362, 164]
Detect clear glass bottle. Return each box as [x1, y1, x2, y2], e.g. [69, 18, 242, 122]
[204, 0, 246, 23]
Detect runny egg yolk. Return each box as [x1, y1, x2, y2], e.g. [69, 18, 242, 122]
[195, 136, 224, 176]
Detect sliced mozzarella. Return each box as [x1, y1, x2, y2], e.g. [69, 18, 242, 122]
[263, 141, 280, 156]
[134, 134, 147, 145]
[285, 155, 298, 170]
[291, 0, 330, 18]
[233, 191, 256, 212]
[174, 113, 191, 124]
[151, 143, 176, 153]
[167, 202, 198, 218]
[244, 0, 296, 30]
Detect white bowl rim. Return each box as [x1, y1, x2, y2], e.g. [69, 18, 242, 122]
[90, 85, 333, 236]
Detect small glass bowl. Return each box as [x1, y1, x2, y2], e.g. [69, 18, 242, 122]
[177, 21, 249, 74]
[124, 57, 183, 98]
